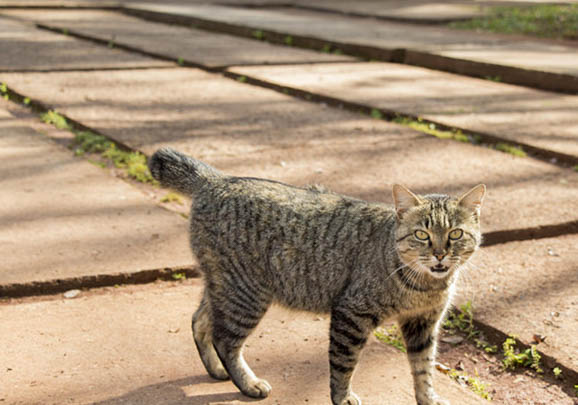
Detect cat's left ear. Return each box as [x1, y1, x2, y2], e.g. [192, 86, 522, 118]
[393, 184, 422, 218]
[458, 184, 486, 215]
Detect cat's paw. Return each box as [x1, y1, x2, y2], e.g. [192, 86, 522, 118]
[432, 397, 450, 405]
[417, 395, 450, 405]
[242, 378, 272, 398]
[341, 392, 361, 405]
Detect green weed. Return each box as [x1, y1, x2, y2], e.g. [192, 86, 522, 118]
[321, 44, 332, 53]
[177, 57, 184, 66]
[485, 75, 502, 82]
[502, 336, 543, 373]
[23, 97, 31, 105]
[72, 131, 112, 155]
[495, 143, 527, 157]
[450, 4, 578, 39]
[453, 130, 469, 143]
[448, 369, 492, 400]
[41, 110, 70, 130]
[284, 35, 293, 46]
[61, 28, 69, 35]
[237, 75, 247, 83]
[252, 30, 265, 40]
[375, 324, 406, 353]
[443, 301, 477, 339]
[393, 117, 471, 142]
[102, 145, 156, 184]
[171, 272, 186, 280]
[370, 108, 383, 119]
[161, 192, 184, 205]
[88, 159, 106, 168]
[573, 165, 578, 172]
[333, 48, 343, 55]
[70, 131, 156, 184]
[553, 367, 562, 379]
[0, 82, 7, 93]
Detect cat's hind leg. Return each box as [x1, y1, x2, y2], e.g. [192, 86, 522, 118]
[209, 276, 272, 398]
[192, 289, 229, 380]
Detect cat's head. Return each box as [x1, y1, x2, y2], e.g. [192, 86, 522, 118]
[392, 184, 486, 279]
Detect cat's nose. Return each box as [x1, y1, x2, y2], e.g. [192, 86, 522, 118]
[433, 249, 446, 261]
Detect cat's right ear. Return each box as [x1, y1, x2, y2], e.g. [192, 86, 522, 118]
[392, 184, 421, 218]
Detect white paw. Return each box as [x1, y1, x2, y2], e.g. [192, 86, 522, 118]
[417, 394, 450, 405]
[243, 378, 272, 398]
[341, 392, 361, 405]
[433, 397, 450, 405]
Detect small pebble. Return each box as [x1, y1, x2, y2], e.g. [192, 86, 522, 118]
[63, 289, 81, 299]
[441, 335, 464, 345]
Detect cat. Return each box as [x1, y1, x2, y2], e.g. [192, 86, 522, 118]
[148, 148, 485, 405]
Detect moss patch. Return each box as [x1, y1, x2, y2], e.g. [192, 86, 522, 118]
[70, 131, 156, 185]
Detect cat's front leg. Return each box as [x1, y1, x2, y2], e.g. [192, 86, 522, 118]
[399, 311, 449, 405]
[329, 306, 377, 405]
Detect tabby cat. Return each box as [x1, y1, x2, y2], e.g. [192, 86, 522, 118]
[149, 148, 485, 405]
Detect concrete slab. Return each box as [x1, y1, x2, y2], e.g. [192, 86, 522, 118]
[0, 100, 192, 286]
[457, 235, 578, 371]
[0, 280, 482, 405]
[126, 3, 578, 77]
[0, 15, 169, 72]
[265, 0, 487, 23]
[1, 9, 355, 69]
[1, 67, 576, 237]
[230, 62, 578, 158]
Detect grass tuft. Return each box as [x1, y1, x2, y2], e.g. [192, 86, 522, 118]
[450, 4, 578, 39]
[370, 108, 383, 119]
[448, 369, 492, 400]
[252, 30, 265, 40]
[41, 110, 71, 130]
[70, 131, 156, 184]
[495, 143, 526, 157]
[502, 336, 543, 373]
[161, 192, 184, 205]
[375, 324, 406, 352]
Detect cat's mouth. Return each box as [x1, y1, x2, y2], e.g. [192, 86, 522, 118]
[430, 264, 449, 274]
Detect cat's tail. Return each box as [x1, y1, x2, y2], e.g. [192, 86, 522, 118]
[148, 148, 222, 195]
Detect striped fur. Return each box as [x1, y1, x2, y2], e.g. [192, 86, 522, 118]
[149, 148, 484, 405]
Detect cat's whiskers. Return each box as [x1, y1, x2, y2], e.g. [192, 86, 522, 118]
[383, 259, 417, 283]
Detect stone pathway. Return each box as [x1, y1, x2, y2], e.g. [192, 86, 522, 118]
[230, 62, 578, 158]
[124, 2, 578, 92]
[0, 280, 483, 405]
[0, 98, 192, 290]
[1, 1, 577, 404]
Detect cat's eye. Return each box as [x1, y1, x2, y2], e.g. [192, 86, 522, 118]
[449, 229, 463, 240]
[414, 230, 429, 240]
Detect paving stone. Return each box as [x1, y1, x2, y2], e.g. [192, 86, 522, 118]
[0, 280, 481, 405]
[1, 9, 354, 69]
[271, 0, 486, 22]
[125, 3, 578, 77]
[0, 15, 169, 71]
[0, 100, 192, 286]
[456, 235, 578, 371]
[230, 62, 578, 158]
[1, 67, 576, 237]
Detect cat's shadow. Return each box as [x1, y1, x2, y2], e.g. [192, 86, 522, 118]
[91, 374, 261, 405]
